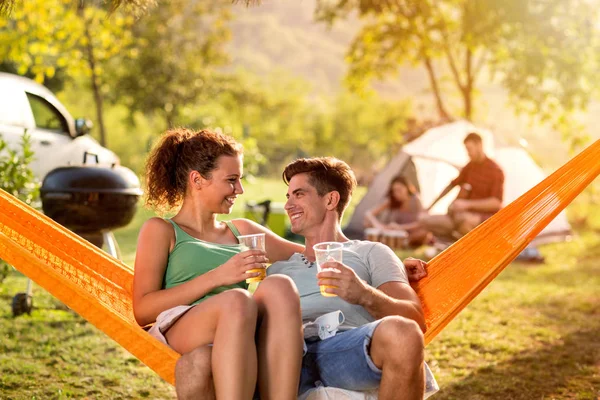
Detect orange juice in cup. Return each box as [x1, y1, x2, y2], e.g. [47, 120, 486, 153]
[238, 233, 267, 283]
[313, 242, 343, 297]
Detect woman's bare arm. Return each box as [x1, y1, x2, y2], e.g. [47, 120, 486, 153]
[233, 218, 304, 262]
[364, 201, 390, 229]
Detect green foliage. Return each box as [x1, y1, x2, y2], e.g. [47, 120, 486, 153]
[313, 91, 411, 177]
[175, 70, 411, 178]
[316, 0, 600, 144]
[0, 0, 134, 83]
[86, 64, 411, 179]
[0, 0, 136, 146]
[108, 0, 232, 127]
[0, 131, 40, 283]
[0, 258, 8, 283]
[0, 61, 68, 93]
[0, 131, 40, 207]
[1, 0, 413, 179]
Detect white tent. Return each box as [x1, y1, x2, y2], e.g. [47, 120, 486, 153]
[345, 121, 572, 245]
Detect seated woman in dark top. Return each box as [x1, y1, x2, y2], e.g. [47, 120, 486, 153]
[364, 176, 432, 247]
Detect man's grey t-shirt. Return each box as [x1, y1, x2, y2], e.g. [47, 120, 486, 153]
[267, 240, 409, 331]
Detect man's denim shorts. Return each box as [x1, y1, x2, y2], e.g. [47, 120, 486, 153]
[300, 320, 383, 395]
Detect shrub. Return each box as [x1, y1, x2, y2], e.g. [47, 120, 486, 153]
[0, 131, 40, 283]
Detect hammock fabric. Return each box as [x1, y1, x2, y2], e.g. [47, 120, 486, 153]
[0, 140, 599, 385]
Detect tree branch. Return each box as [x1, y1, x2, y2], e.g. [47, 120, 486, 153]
[439, 19, 465, 92]
[472, 49, 488, 83]
[464, 47, 473, 119]
[443, 43, 465, 92]
[465, 47, 472, 85]
[422, 51, 451, 121]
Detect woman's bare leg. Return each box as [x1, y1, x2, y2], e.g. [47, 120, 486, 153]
[253, 275, 303, 400]
[165, 289, 258, 400]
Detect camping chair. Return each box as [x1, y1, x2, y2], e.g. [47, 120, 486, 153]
[0, 139, 598, 391]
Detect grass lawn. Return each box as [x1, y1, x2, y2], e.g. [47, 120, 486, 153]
[1, 178, 599, 399]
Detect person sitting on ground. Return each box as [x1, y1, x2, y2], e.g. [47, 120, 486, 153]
[419, 132, 504, 239]
[364, 175, 432, 247]
[133, 128, 304, 400]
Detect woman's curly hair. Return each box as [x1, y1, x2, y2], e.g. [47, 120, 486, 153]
[144, 128, 242, 213]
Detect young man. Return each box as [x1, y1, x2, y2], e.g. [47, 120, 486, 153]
[270, 157, 427, 400]
[174, 157, 431, 400]
[420, 132, 505, 238]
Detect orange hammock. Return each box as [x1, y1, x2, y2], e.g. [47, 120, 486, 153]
[0, 140, 599, 385]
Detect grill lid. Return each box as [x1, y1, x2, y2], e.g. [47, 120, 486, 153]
[41, 152, 143, 195]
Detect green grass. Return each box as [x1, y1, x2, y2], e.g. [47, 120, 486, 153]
[1, 179, 599, 399]
[424, 232, 600, 399]
[0, 275, 176, 399]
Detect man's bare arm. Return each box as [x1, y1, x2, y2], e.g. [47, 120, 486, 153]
[464, 197, 501, 213]
[427, 182, 455, 211]
[358, 281, 426, 332]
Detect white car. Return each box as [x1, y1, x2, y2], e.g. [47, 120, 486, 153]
[0, 72, 119, 180]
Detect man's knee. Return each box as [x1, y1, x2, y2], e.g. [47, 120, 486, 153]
[455, 213, 481, 235]
[372, 317, 424, 366]
[418, 214, 434, 228]
[451, 212, 468, 226]
[177, 346, 212, 373]
[175, 346, 214, 400]
[420, 215, 453, 236]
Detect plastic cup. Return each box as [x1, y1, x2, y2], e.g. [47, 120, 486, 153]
[313, 242, 343, 297]
[238, 233, 267, 283]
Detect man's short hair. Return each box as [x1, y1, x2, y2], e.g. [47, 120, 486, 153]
[283, 157, 357, 217]
[464, 132, 483, 144]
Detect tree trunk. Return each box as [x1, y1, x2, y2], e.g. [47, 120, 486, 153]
[422, 55, 451, 121]
[165, 106, 176, 129]
[463, 48, 473, 120]
[82, 14, 107, 147]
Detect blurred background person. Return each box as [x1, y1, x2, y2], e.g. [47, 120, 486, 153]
[364, 175, 432, 247]
[420, 132, 504, 239]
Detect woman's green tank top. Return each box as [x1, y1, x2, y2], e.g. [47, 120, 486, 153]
[164, 219, 247, 305]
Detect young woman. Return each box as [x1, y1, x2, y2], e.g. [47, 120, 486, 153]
[364, 175, 432, 247]
[133, 128, 304, 400]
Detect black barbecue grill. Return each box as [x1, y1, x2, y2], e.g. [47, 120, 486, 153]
[11, 152, 143, 317]
[41, 152, 143, 234]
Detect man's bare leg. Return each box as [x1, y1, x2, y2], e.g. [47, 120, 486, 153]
[175, 346, 215, 400]
[454, 212, 482, 236]
[419, 214, 454, 238]
[370, 316, 425, 400]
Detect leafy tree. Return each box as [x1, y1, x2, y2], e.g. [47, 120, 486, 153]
[0, 0, 135, 146]
[172, 69, 309, 176]
[0, 0, 256, 15]
[183, 69, 411, 178]
[315, 0, 600, 136]
[108, 0, 232, 129]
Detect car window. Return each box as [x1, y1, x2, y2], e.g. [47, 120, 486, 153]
[26, 92, 69, 134]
